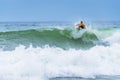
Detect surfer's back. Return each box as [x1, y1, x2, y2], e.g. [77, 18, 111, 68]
[77, 21, 86, 30]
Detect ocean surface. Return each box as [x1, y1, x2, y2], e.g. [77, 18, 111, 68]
[0, 21, 120, 80]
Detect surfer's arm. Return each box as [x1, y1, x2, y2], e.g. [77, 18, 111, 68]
[77, 25, 80, 30]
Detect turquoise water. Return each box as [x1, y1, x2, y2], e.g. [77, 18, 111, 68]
[0, 22, 114, 50]
[0, 22, 120, 80]
[50, 76, 120, 80]
[0, 28, 100, 50]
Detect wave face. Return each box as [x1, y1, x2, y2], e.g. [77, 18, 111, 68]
[0, 28, 101, 50]
[0, 22, 120, 80]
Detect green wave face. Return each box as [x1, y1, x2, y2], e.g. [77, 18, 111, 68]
[0, 28, 100, 50]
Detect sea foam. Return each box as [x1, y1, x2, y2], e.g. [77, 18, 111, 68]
[0, 43, 120, 80]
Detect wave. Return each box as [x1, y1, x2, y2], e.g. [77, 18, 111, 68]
[0, 44, 120, 80]
[0, 28, 100, 50]
[0, 22, 120, 80]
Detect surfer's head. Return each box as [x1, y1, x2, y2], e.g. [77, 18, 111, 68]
[80, 21, 83, 23]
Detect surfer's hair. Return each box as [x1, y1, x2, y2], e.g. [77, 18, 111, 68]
[81, 21, 83, 23]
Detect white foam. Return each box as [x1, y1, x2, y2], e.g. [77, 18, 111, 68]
[105, 31, 120, 44]
[0, 44, 120, 80]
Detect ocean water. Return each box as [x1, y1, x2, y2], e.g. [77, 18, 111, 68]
[0, 21, 120, 80]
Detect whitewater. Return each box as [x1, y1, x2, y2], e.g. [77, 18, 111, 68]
[0, 22, 120, 80]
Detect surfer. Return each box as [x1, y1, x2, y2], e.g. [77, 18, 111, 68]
[76, 21, 86, 30]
